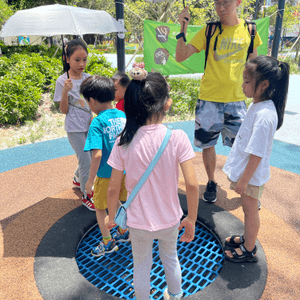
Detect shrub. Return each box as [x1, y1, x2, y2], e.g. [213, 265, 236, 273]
[85, 53, 117, 76]
[0, 75, 42, 124]
[168, 77, 199, 115]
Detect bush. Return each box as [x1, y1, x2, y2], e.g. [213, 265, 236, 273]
[85, 53, 117, 76]
[0, 46, 117, 125]
[0, 44, 62, 59]
[0, 76, 42, 124]
[168, 77, 199, 115]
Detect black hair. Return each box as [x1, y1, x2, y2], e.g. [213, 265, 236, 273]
[80, 75, 115, 103]
[112, 71, 130, 88]
[245, 55, 290, 130]
[62, 39, 88, 73]
[118, 72, 169, 146]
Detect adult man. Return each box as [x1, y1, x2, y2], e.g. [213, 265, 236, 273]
[176, 0, 262, 203]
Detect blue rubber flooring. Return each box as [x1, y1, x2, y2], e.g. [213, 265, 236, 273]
[1, 120, 300, 175]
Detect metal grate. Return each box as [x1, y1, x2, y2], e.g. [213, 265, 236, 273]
[76, 220, 224, 299]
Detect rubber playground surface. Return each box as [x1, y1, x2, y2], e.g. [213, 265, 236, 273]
[0, 75, 300, 299]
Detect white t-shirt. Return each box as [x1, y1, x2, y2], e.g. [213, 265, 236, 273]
[223, 100, 278, 186]
[53, 72, 92, 132]
[108, 124, 195, 232]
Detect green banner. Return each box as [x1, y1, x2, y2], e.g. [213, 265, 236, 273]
[144, 17, 270, 75]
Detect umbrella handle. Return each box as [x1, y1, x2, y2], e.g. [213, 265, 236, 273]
[183, 0, 189, 22]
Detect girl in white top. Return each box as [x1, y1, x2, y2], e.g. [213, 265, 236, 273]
[223, 55, 290, 263]
[105, 72, 199, 299]
[53, 39, 94, 211]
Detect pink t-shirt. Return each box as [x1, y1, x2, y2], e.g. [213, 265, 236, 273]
[108, 124, 195, 231]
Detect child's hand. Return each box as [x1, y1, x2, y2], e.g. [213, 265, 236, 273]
[63, 78, 73, 93]
[85, 179, 94, 195]
[178, 216, 195, 243]
[235, 179, 248, 196]
[105, 215, 116, 230]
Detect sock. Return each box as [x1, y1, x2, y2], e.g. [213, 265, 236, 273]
[103, 235, 112, 245]
[118, 227, 127, 235]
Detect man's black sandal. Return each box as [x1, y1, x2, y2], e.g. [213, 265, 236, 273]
[225, 244, 258, 263]
[225, 235, 244, 248]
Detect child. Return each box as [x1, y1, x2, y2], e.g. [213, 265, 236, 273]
[105, 72, 199, 300]
[53, 39, 95, 211]
[112, 71, 130, 112]
[80, 75, 128, 257]
[222, 55, 290, 263]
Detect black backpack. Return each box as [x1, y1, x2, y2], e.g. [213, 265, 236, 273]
[204, 20, 256, 69]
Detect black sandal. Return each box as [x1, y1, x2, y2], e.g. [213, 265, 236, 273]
[225, 235, 244, 248]
[225, 244, 258, 263]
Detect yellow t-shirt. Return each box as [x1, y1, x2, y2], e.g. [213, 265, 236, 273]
[189, 20, 263, 102]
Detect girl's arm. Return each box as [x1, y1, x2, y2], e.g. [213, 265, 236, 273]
[178, 158, 199, 242]
[85, 149, 102, 195]
[235, 154, 262, 195]
[59, 78, 73, 114]
[106, 168, 124, 229]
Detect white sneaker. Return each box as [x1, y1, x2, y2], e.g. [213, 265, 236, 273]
[163, 288, 182, 300]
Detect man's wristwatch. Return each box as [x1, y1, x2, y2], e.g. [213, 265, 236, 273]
[176, 32, 186, 43]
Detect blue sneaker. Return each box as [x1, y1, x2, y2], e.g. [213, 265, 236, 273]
[163, 288, 183, 299]
[91, 240, 118, 257]
[112, 229, 130, 242]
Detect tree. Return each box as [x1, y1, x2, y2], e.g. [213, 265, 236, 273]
[4, 0, 259, 46]
[0, 0, 14, 27]
[266, 1, 300, 64]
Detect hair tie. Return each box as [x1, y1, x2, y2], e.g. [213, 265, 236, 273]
[129, 67, 148, 81]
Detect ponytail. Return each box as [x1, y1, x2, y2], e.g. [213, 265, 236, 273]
[245, 55, 290, 130]
[272, 61, 289, 130]
[118, 73, 169, 146]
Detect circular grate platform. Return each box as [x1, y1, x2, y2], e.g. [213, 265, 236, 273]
[76, 220, 224, 299]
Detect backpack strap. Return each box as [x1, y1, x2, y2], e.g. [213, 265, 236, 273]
[245, 20, 256, 60]
[205, 21, 221, 70]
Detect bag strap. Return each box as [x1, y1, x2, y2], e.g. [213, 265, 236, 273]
[121, 127, 172, 210]
[245, 20, 256, 60]
[205, 21, 221, 70]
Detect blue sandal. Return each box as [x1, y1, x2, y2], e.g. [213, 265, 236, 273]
[225, 244, 258, 263]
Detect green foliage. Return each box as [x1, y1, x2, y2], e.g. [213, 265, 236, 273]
[0, 75, 42, 124]
[135, 56, 144, 63]
[0, 0, 13, 26]
[282, 56, 300, 75]
[0, 45, 116, 125]
[0, 44, 62, 59]
[85, 53, 117, 76]
[168, 77, 199, 115]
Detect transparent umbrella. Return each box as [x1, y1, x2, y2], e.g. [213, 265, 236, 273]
[0, 4, 126, 38]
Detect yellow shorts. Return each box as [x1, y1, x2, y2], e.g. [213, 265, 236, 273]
[93, 175, 127, 210]
[229, 179, 264, 200]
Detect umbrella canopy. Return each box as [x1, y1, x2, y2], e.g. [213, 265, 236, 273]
[0, 4, 126, 38]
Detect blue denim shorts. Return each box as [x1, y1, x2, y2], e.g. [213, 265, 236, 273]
[194, 99, 247, 149]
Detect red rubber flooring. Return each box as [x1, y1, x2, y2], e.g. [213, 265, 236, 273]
[1, 152, 300, 299]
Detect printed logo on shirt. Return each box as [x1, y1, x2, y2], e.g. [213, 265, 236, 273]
[214, 37, 245, 61]
[103, 117, 126, 141]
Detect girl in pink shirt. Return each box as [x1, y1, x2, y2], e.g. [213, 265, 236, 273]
[105, 72, 199, 300]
